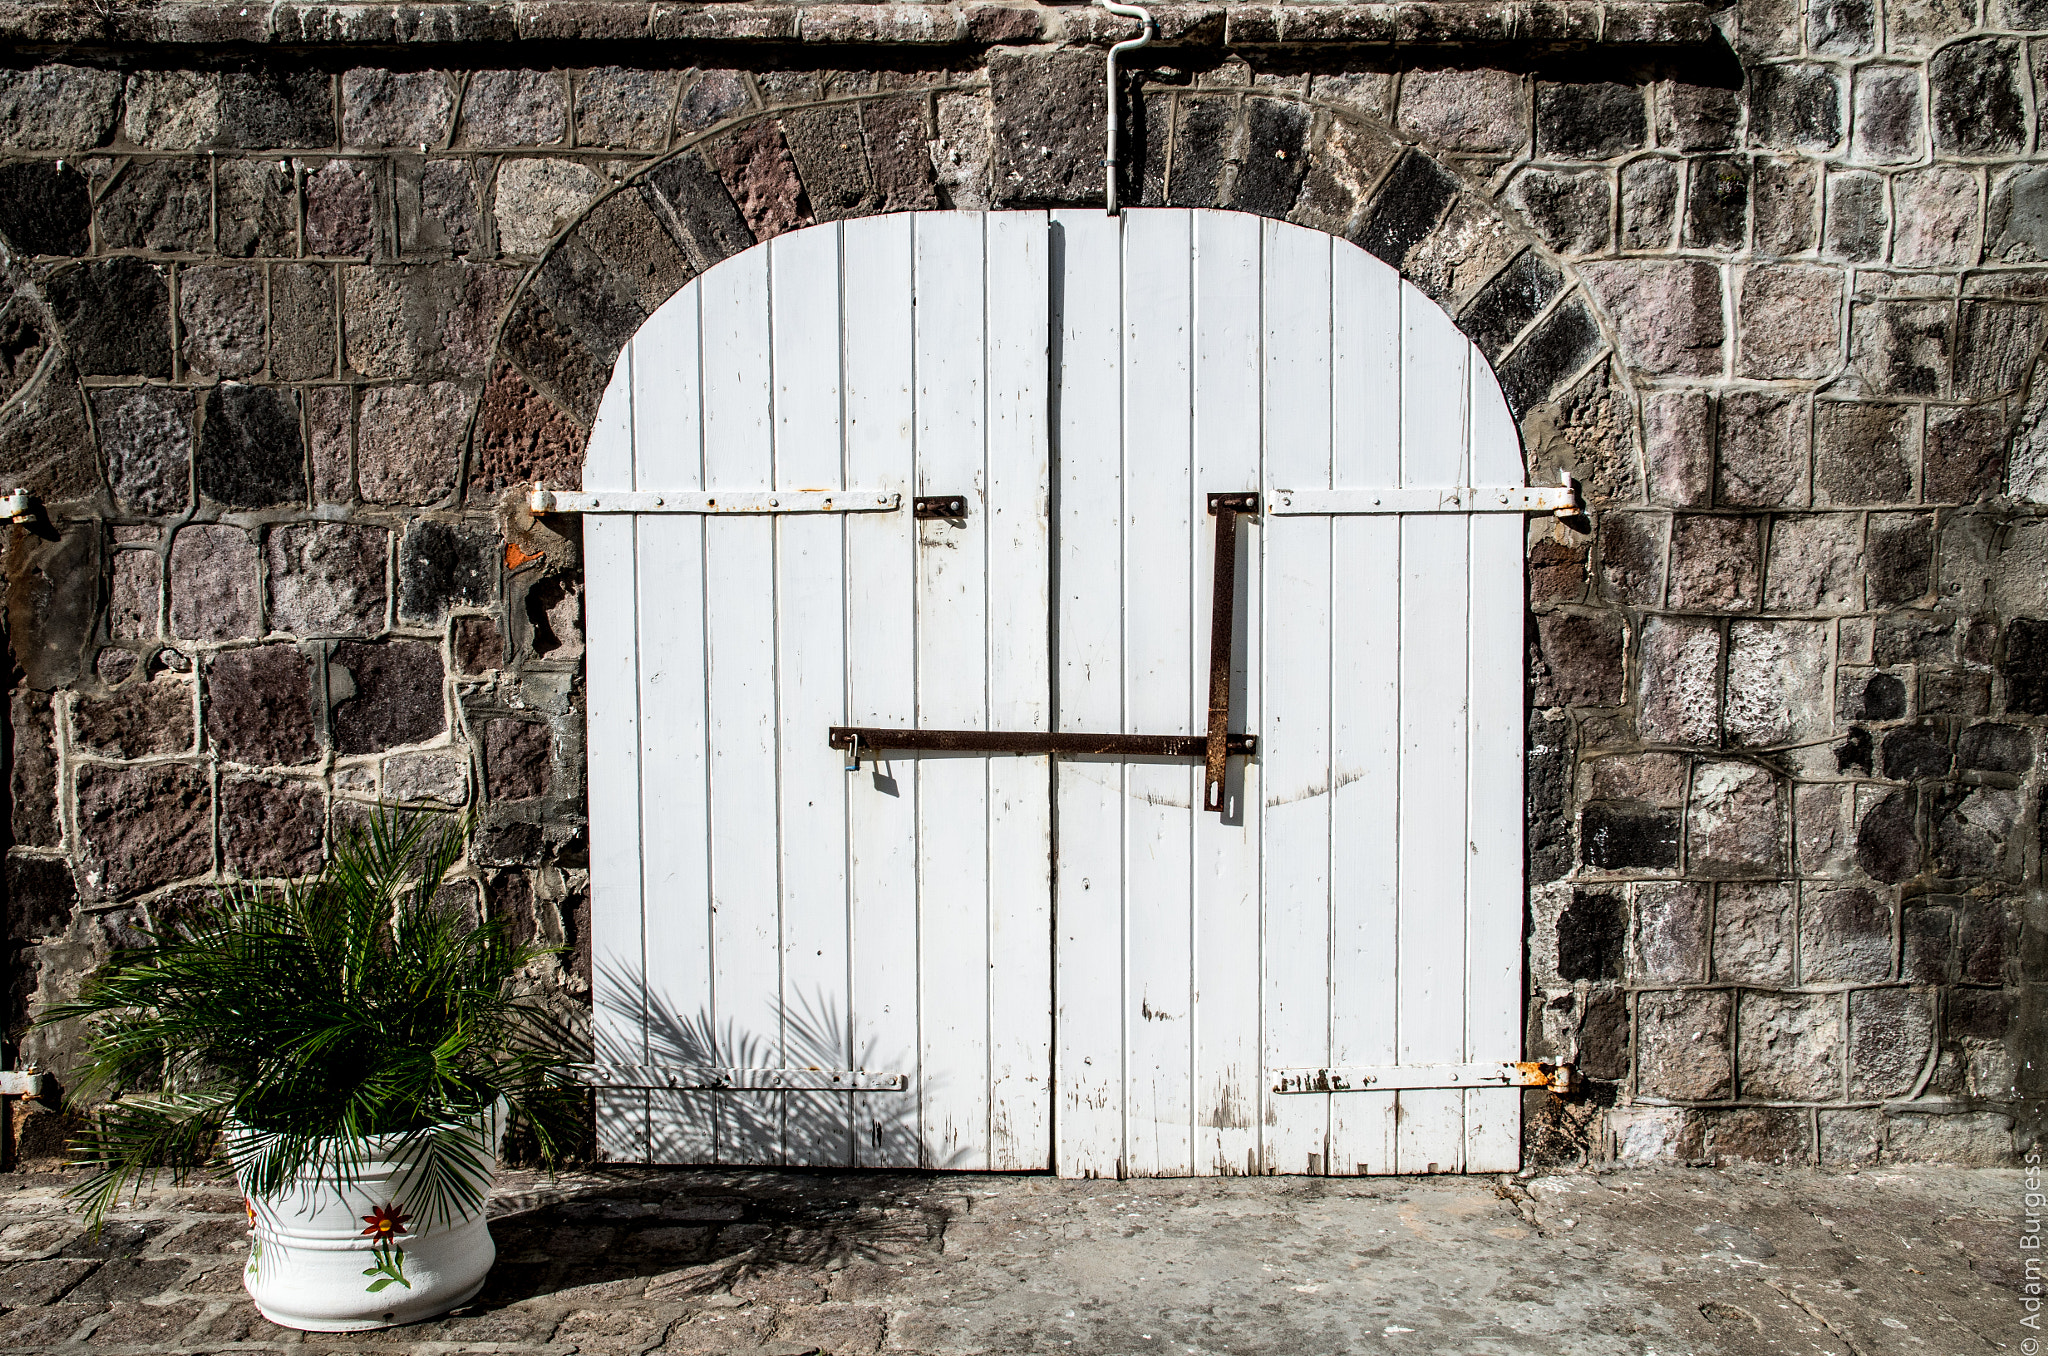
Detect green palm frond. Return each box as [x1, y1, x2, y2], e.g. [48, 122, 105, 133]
[38, 810, 587, 1228]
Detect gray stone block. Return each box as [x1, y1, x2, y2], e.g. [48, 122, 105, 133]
[357, 381, 473, 506]
[204, 644, 320, 766]
[93, 386, 193, 516]
[575, 67, 680, 150]
[219, 776, 324, 879]
[1737, 264, 1843, 380]
[1763, 513, 1860, 612]
[457, 69, 568, 148]
[330, 638, 446, 755]
[343, 68, 456, 148]
[1684, 156, 1749, 252]
[1635, 989, 1732, 1099]
[1822, 169, 1887, 262]
[168, 523, 260, 641]
[267, 522, 389, 638]
[1582, 260, 1724, 378]
[1638, 615, 1723, 747]
[1506, 167, 1611, 257]
[1716, 390, 1809, 508]
[1748, 64, 1842, 151]
[0, 65, 121, 150]
[1688, 759, 1784, 877]
[1724, 620, 1829, 747]
[179, 263, 267, 379]
[1737, 990, 1842, 1100]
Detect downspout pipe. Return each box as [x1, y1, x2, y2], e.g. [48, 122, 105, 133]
[1100, 0, 1156, 214]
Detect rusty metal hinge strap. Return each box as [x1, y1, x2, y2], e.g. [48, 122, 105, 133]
[830, 728, 1255, 758]
[1204, 492, 1257, 813]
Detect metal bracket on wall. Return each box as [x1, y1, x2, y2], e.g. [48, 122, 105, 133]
[576, 1065, 907, 1092]
[914, 495, 968, 519]
[528, 487, 901, 515]
[1272, 1061, 1577, 1095]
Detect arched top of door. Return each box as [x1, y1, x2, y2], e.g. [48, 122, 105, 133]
[471, 85, 1637, 504]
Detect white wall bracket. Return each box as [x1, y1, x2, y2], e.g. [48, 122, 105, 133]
[577, 1064, 908, 1092]
[529, 488, 901, 515]
[1269, 484, 1580, 516]
[1273, 1061, 1576, 1094]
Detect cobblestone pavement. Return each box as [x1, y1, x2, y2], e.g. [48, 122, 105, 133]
[0, 1164, 2022, 1355]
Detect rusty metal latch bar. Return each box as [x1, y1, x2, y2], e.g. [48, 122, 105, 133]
[914, 494, 968, 519]
[528, 487, 900, 515]
[1268, 484, 1579, 516]
[1273, 1061, 1577, 1095]
[577, 1065, 907, 1092]
[1205, 492, 1257, 813]
[830, 728, 1255, 758]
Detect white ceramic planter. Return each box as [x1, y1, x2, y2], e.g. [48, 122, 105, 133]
[232, 1111, 501, 1332]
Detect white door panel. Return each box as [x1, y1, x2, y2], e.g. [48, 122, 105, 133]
[582, 209, 1527, 1177]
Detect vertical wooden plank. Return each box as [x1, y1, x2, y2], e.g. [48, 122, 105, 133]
[700, 243, 786, 1164]
[1258, 219, 1334, 1176]
[913, 212, 991, 1170]
[1051, 208, 1127, 1178]
[1120, 208, 1196, 1178]
[631, 292, 719, 1163]
[1325, 239, 1401, 1178]
[770, 225, 854, 1167]
[1463, 359, 1525, 1172]
[984, 210, 1054, 1171]
[584, 365, 648, 1163]
[1190, 208, 1264, 1178]
[1395, 281, 1470, 1173]
[842, 214, 923, 1168]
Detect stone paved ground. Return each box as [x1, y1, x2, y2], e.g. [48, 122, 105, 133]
[0, 1165, 2023, 1355]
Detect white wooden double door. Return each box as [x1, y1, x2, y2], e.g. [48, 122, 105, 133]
[585, 209, 1525, 1177]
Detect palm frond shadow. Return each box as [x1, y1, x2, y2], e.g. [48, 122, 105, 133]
[592, 964, 953, 1170]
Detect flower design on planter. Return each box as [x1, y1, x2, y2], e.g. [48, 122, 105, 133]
[360, 1203, 414, 1293]
[244, 1198, 261, 1279]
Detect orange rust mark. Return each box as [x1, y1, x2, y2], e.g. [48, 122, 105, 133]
[505, 542, 544, 571]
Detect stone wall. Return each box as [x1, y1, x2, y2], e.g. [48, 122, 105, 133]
[0, 0, 2039, 1168]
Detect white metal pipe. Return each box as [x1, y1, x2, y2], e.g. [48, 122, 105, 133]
[1100, 0, 1155, 214]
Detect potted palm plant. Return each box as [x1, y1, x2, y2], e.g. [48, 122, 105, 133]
[41, 812, 583, 1331]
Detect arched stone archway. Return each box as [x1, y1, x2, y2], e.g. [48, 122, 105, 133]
[471, 76, 1640, 511]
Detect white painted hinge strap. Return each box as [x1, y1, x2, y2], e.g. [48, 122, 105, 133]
[0, 1068, 43, 1096]
[576, 1064, 907, 1092]
[529, 488, 901, 515]
[1268, 485, 1579, 515]
[1272, 1061, 1575, 1094]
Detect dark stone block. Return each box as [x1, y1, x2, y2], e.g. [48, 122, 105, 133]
[1510, 167, 1612, 256]
[779, 105, 877, 222]
[1577, 987, 1628, 1081]
[1954, 301, 2044, 399]
[1807, 0, 1874, 53]
[478, 819, 544, 867]
[1856, 787, 1920, 883]
[72, 675, 193, 759]
[1527, 731, 1571, 883]
[7, 855, 75, 941]
[197, 384, 305, 509]
[861, 94, 940, 214]
[1957, 894, 2016, 982]
[1581, 801, 1680, 871]
[1684, 156, 1749, 250]
[1824, 170, 1887, 261]
[452, 614, 506, 674]
[2001, 616, 2048, 715]
[485, 718, 553, 802]
[990, 51, 1103, 207]
[1167, 95, 1237, 209]
[44, 257, 171, 376]
[217, 158, 299, 257]
[1919, 669, 1989, 718]
[1534, 611, 1623, 707]
[645, 151, 755, 272]
[219, 777, 323, 879]
[1934, 785, 2021, 879]
[1753, 158, 1817, 253]
[1658, 81, 1740, 151]
[400, 519, 497, 622]
[74, 762, 212, 898]
[1535, 81, 1646, 159]
[1949, 987, 2011, 1039]
[1353, 149, 1457, 268]
[1231, 98, 1310, 219]
[1931, 38, 2027, 157]
[270, 263, 336, 382]
[1835, 726, 1873, 774]
[204, 645, 320, 766]
[1497, 298, 1603, 420]
[1459, 249, 1563, 360]
[96, 158, 212, 254]
[0, 161, 90, 256]
[1881, 720, 1951, 780]
[0, 1259, 97, 1308]
[60, 1257, 189, 1306]
[1959, 722, 2031, 773]
[1902, 902, 1953, 982]
[497, 295, 609, 429]
[1749, 64, 1843, 151]
[7, 691, 57, 847]
[6, 524, 98, 692]
[1558, 889, 1625, 980]
[703, 121, 811, 242]
[330, 639, 446, 755]
[1923, 405, 2004, 504]
[1866, 513, 1932, 607]
[473, 361, 588, 494]
[215, 71, 334, 149]
[92, 385, 194, 516]
[1875, 613, 1954, 665]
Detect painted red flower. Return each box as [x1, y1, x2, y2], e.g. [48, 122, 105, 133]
[360, 1204, 412, 1242]
[243, 1198, 257, 1229]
